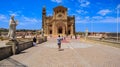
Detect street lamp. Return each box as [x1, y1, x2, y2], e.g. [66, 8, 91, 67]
[91, 21, 93, 36]
[85, 28, 88, 40]
[41, 28, 44, 37]
[117, 5, 120, 42]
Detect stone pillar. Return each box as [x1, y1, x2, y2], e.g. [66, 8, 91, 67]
[71, 24, 73, 35]
[65, 22, 68, 36]
[52, 22, 55, 35]
[63, 27, 65, 35]
[55, 22, 57, 36]
[46, 23, 49, 36]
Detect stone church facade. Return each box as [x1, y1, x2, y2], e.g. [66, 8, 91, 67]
[42, 6, 75, 36]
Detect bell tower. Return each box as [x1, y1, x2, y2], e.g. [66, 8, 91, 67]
[42, 6, 46, 31]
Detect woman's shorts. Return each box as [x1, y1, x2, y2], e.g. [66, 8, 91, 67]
[58, 43, 61, 45]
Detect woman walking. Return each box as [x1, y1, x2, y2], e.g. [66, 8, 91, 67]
[57, 35, 62, 51]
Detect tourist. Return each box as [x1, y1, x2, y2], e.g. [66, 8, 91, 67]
[57, 35, 62, 50]
[33, 37, 37, 46]
[71, 35, 72, 39]
[75, 35, 77, 39]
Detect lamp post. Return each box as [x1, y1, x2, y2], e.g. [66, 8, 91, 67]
[85, 28, 88, 40]
[41, 28, 44, 37]
[117, 5, 120, 42]
[91, 21, 93, 36]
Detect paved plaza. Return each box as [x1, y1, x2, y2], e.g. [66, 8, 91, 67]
[0, 38, 120, 67]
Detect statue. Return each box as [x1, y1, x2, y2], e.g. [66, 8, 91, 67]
[8, 16, 18, 40]
[85, 28, 88, 40]
[41, 28, 44, 37]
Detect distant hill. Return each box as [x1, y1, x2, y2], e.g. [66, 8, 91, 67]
[0, 28, 39, 32]
[0, 28, 8, 32]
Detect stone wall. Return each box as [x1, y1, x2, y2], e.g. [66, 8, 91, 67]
[0, 46, 13, 60]
[37, 36, 47, 44]
[17, 41, 33, 53]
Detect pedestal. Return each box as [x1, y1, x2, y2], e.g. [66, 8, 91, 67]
[6, 40, 18, 55]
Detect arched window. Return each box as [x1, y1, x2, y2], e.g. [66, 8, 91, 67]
[59, 10, 61, 12]
[58, 14, 62, 17]
[62, 11, 64, 13]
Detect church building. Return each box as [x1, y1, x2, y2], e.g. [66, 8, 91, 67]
[42, 6, 75, 36]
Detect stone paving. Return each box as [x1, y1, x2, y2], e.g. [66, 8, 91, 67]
[0, 38, 120, 67]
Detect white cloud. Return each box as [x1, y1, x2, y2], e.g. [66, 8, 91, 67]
[85, 16, 90, 19]
[117, 4, 120, 9]
[76, 9, 88, 14]
[92, 16, 103, 20]
[22, 16, 40, 23]
[68, 8, 70, 11]
[76, 16, 89, 23]
[19, 16, 41, 26]
[8, 11, 21, 17]
[98, 17, 120, 23]
[79, 0, 90, 7]
[51, 0, 62, 3]
[0, 14, 6, 20]
[0, 14, 8, 22]
[76, 16, 120, 23]
[0, 13, 42, 29]
[47, 12, 53, 16]
[97, 9, 111, 16]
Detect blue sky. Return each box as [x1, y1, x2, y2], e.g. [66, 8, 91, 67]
[0, 0, 120, 32]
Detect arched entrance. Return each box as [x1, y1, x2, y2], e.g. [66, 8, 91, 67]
[58, 26, 62, 34]
[68, 30, 71, 35]
[56, 22, 66, 35]
[49, 30, 52, 34]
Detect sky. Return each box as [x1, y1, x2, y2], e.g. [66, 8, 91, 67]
[0, 0, 120, 32]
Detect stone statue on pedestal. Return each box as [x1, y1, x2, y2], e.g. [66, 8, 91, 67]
[7, 16, 19, 54]
[41, 28, 44, 37]
[8, 16, 18, 40]
[85, 28, 88, 40]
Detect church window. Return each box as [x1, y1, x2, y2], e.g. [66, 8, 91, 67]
[62, 11, 64, 13]
[58, 14, 62, 17]
[57, 11, 58, 13]
[59, 10, 61, 12]
[68, 25, 71, 27]
[50, 25, 52, 27]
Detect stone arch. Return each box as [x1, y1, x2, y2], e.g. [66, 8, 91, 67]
[56, 22, 66, 35]
[68, 30, 71, 35]
[58, 26, 62, 34]
[49, 30, 52, 34]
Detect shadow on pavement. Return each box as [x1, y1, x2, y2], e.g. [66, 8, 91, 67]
[59, 49, 64, 51]
[0, 58, 27, 67]
[16, 51, 27, 55]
